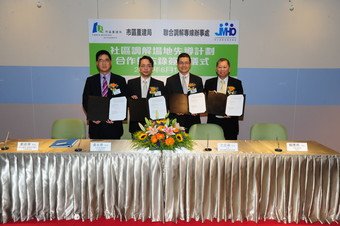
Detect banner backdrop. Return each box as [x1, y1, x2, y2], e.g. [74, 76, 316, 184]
[88, 19, 239, 77]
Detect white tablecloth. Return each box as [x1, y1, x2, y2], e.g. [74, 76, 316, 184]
[0, 140, 339, 223]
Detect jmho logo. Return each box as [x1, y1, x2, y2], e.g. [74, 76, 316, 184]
[92, 22, 104, 33]
[215, 22, 237, 36]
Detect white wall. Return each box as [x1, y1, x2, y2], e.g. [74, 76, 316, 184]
[1, 0, 340, 67]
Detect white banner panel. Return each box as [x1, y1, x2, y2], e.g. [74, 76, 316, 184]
[89, 19, 239, 76]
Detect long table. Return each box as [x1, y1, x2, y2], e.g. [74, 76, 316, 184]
[0, 140, 339, 224]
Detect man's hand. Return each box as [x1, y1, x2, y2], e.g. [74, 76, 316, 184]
[106, 119, 114, 124]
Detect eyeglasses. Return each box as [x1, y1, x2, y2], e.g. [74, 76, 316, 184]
[97, 59, 111, 63]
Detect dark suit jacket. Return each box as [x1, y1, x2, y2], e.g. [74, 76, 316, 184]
[127, 77, 165, 134]
[204, 76, 243, 139]
[165, 73, 203, 132]
[165, 73, 203, 95]
[82, 72, 127, 139]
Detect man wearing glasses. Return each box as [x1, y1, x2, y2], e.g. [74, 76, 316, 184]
[165, 53, 203, 132]
[82, 50, 127, 139]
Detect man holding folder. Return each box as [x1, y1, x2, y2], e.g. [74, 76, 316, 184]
[165, 53, 203, 132]
[82, 50, 127, 139]
[204, 58, 243, 140]
[127, 56, 165, 135]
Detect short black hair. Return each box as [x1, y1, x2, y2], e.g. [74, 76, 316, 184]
[216, 58, 230, 67]
[139, 55, 154, 67]
[96, 50, 112, 61]
[177, 53, 191, 63]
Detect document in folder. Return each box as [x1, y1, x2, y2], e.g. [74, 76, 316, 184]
[148, 96, 167, 120]
[109, 96, 127, 121]
[225, 94, 245, 117]
[207, 92, 245, 117]
[129, 96, 167, 121]
[169, 94, 189, 114]
[188, 92, 206, 114]
[128, 98, 149, 122]
[87, 96, 127, 121]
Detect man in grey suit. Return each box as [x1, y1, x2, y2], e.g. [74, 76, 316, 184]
[165, 53, 203, 132]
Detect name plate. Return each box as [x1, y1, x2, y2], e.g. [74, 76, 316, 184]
[217, 143, 238, 152]
[90, 142, 111, 152]
[286, 142, 308, 152]
[17, 142, 39, 151]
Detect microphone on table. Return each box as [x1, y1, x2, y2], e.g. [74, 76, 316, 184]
[1, 131, 10, 150]
[74, 138, 83, 152]
[204, 133, 212, 152]
[274, 136, 282, 152]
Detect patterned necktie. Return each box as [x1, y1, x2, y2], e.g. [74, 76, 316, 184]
[219, 80, 226, 94]
[142, 80, 148, 98]
[181, 76, 188, 94]
[102, 76, 108, 97]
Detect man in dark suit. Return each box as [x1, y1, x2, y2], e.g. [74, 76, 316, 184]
[82, 50, 127, 139]
[165, 53, 203, 132]
[127, 56, 165, 135]
[204, 58, 243, 140]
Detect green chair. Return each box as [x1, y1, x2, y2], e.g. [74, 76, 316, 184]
[51, 118, 86, 139]
[250, 123, 287, 140]
[121, 122, 132, 140]
[188, 123, 225, 140]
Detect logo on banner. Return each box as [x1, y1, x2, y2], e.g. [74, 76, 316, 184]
[92, 22, 103, 33]
[215, 22, 237, 36]
[90, 21, 122, 40]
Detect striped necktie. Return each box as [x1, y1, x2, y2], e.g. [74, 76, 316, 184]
[102, 76, 108, 97]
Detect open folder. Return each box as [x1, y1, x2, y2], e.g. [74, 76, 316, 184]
[206, 92, 245, 117]
[87, 96, 127, 121]
[129, 96, 167, 121]
[169, 93, 206, 114]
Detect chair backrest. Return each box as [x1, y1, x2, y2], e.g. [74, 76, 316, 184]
[188, 123, 225, 140]
[51, 118, 86, 139]
[250, 123, 287, 140]
[120, 122, 131, 140]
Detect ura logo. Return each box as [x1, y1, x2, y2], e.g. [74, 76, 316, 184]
[215, 22, 237, 36]
[92, 22, 104, 33]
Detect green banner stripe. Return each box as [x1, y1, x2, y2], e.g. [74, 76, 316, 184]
[89, 43, 238, 77]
